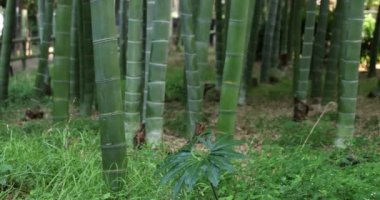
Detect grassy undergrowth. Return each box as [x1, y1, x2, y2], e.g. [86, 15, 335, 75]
[0, 68, 379, 199]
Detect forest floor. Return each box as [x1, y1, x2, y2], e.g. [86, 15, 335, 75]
[0, 59, 380, 199]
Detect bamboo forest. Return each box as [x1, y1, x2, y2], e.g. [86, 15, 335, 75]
[1, 0, 380, 199]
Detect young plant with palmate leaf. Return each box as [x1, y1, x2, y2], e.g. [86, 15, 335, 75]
[0, 0, 16, 101]
[217, 0, 250, 137]
[293, 0, 317, 121]
[157, 132, 244, 199]
[310, 0, 330, 105]
[125, 0, 144, 144]
[322, 0, 345, 104]
[34, 0, 53, 97]
[335, 0, 365, 148]
[90, 0, 127, 190]
[52, 0, 73, 122]
[145, 0, 171, 145]
[180, 0, 202, 138]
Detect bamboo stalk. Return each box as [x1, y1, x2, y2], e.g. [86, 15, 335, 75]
[37, 0, 45, 42]
[34, 0, 53, 97]
[142, 0, 155, 123]
[310, 0, 330, 104]
[90, 0, 127, 190]
[280, 0, 290, 62]
[180, 0, 202, 137]
[292, 0, 305, 94]
[238, 0, 257, 105]
[145, 0, 171, 145]
[195, 0, 213, 100]
[260, 0, 279, 83]
[239, 0, 263, 105]
[322, 0, 345, 105]
[125, 0, 144, 144]
[215, 0, 225, 91]
[0, 0, 16, 101]
[368, 4, 380, 78]
[293, 0, 317, 121]
[216, 0, 250, 136]
[70, 0, 80, 104]
[335, 0, 365, 148]
[79, 0, 95, 116]
[119, 0, 128, 79]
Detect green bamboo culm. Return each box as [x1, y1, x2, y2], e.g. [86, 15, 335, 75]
[238, 0, 256, 105]
[69, 0, 80, 104]
[260, 0, 279, 83]
[368, 4, 380, 78]
[322, 0, 345, 104]
[239, 0, 263, 105]
[34, 0, 53, 97]
[216, 0, 250, 137]
[310, 0, 330, 104]
[194, 0, 213, 99]
[119, 0, 128, 79]
[293, 0, 317, 121]
[292, 0, 305, 94]
[215, 0, 225, 91]
[0, 0, 16, 99]
[180, 0, 202, 137]
[142, 0, 155, 123]
[272, 0, 283, 70]
[125, 0, 144, 144]
[20, 9, 28, 70]
[280, 0, 290, 63]
[335, 0, 365, 148]
[90, 0, 127, 190]
[146, 0, 171, 145]
[0, 0, 16, 101]
[37, 0, 45, 42]
[79, 0, 95, 116]
[287, 0, 295, 63]
[52, 0, 73, 122]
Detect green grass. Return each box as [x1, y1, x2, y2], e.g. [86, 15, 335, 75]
[0, 67, 379, 199]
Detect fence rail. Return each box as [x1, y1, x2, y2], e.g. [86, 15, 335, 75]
[0, 36, 55, 69]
